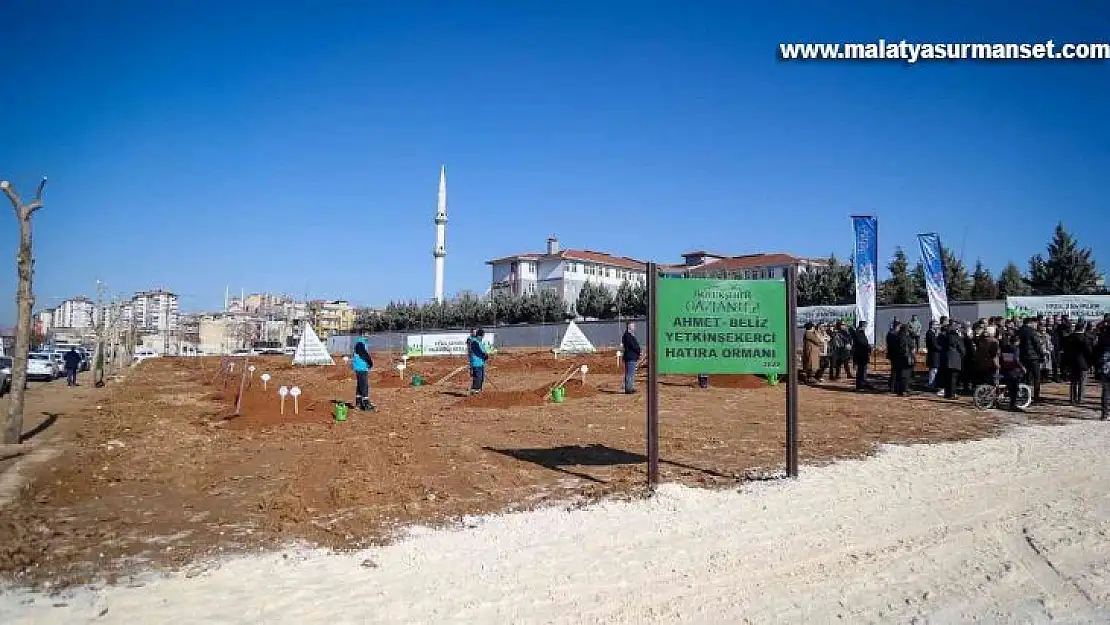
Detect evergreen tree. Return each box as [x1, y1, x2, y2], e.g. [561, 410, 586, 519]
[940, 246, 972, 301]
[536, 288, 571, 321]
[491, 291, 519, 324]
[797, 254, 854, 306]
[796, 265, 823, 307]
[878, 248, 917, 305]
[629, 280, 648, 316]
[575, 282, 615, 319]
[352, 289, 574, 331]
[911, 262, 928, 303]
[996, 261, 1031, 298]
[615, 281, 637, 317]
[1027, 222, 1100, 295]
[969, 260, 999, 300]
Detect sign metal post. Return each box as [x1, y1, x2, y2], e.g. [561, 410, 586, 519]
[647, 265, 799, 486]
[785, 264, 799, 478]
[646, 262, 660, 489]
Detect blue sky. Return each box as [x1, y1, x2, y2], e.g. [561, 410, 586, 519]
[2, 1, 1107, 324]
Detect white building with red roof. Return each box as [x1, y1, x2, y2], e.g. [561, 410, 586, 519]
[487, 237, 646, 303]
[488, 240, 830, 305]
[662, 251, 830, 279]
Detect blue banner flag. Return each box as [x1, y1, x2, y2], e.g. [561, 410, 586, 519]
[851, 216, 878, 345]
[917, 233, 950, 322]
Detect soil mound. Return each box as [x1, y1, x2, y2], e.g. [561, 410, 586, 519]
[456, 379, 598, 409]
[708, 375, 771, 389]
[372, 373, 410, 389]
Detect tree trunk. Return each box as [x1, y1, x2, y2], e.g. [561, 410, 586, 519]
[5, 215, 35, 444]
[0, 442, 36, 461]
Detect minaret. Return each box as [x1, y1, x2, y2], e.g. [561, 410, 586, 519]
[433, 165, 447, 303]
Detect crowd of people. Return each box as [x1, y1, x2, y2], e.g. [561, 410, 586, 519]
[802, 312, 1110, 419]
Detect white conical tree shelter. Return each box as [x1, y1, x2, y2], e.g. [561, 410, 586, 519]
[556, 320, 596, 354]
[292, 323, 334, 366]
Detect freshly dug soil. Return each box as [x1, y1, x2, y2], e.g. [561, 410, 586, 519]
[0, 351, 1048, 590]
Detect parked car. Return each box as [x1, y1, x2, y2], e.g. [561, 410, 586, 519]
[77, 347, 92, 371]
[50, 351, 68, 378]
[132, 348, 160, 365]
[27, 352, 57, 381]
[0, 356, 11, 396]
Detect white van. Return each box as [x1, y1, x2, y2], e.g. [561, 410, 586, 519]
[132, 348, 161, 365]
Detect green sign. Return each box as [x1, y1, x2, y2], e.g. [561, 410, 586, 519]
[656, 278, 787, 375]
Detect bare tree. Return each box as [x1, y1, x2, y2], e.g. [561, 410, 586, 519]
[2, 176, 47, 446]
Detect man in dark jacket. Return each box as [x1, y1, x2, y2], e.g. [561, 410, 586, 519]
[925, 320, 941, 389]
[1052, 316, 1069, 383]
[851, 321, 872, 391]
[942, 322, 965, 399]
[829, 321, 851, 380]
[621, 321, 641, 394]
[1097, 324, 1110, 419]
[885, 322, 902, 392]
[1062, 323, 1093, 405]
[1017, 317, 1045, 402]
[63, 347, 82, 387]
[960, 326, 977, 392]
[892, 324, 916, 396]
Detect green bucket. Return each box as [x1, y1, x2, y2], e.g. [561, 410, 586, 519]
[334, 401, 349, 422]
[411, 375, 424, 387]
[550, 386, 566, 403]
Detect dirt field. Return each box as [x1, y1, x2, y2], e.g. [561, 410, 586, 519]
[0, 349, 1058, 588]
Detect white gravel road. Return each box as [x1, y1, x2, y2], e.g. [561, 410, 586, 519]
[3, 420, 1109, 624]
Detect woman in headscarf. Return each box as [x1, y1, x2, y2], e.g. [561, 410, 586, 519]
[351, 337, 375, 411]
[802, 322, 821, 384]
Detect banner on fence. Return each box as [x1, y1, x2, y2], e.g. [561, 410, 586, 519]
[655, 278, 788, 375]
[796, 304, 856, 328]
[405, 332, 497, 356]
[1005, 295, 1110, 320]
[852, 216, 878, 345]
[917, 233, 950, 322]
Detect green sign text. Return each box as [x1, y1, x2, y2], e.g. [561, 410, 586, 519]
[656, 278, 787, 375]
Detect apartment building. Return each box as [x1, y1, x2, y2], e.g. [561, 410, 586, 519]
[35, 309, 54, 335]
[50, 296, 97, 329]
[308, 300, 355, 337]
[242, 292, 296, 316]
[488, 237, 646, 304]
[130, 289, 180, 331]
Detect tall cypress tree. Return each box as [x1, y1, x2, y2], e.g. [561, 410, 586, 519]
[1027, 222, 1100, 295]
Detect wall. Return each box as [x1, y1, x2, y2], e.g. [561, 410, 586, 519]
[329, 319, 647, 354]
[490, 262, 513, 284]
[537, 258, 564, 282]
[327, 301, 1009, 354]
[872, 301, 1006, 335]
